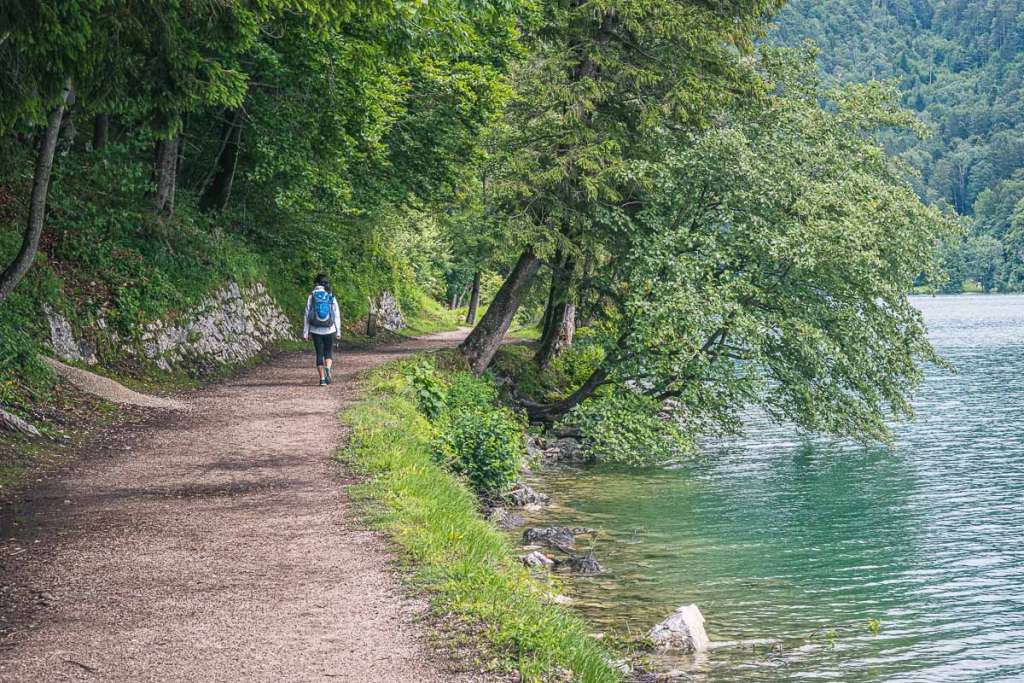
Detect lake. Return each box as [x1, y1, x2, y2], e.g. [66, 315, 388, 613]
[522, 295, 1024, 681]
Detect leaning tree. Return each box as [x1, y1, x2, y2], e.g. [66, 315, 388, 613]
[523, 50, 956, 460]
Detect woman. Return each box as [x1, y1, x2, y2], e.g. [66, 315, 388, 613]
[303, 274, 342, 386]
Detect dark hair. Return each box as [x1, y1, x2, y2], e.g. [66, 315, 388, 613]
[315, 273, 330, 290]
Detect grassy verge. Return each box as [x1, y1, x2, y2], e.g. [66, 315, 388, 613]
[338, 361, 621, 683]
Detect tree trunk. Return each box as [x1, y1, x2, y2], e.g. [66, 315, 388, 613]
[465, 270, 481, 325]
[92, 113, 109, 150]
[459, 249, 542, 374]
[153, 136, 178, 216]
[199, 107, 243, 212]
[0, 81, 71, 303]
[536, 301, 575, 368]
[535, 255, 576, 367]
[539, 273, 557, 341]
[57, 100, 76, 154]
[525, 366, 608, 423]
[367, 295, 379, 337]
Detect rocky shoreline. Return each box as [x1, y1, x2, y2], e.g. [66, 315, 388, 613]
[481, 420, 713, 681]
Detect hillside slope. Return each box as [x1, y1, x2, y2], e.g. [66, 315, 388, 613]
[773, 0, 1024, 291]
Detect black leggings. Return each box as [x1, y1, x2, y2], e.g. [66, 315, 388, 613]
[311, 333, 334, 366]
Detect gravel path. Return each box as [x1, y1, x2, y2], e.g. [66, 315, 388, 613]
[0, 330, 485, 682]
[41, 357, 187, 410]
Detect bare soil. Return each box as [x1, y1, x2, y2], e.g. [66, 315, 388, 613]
[0, 330, 487, 682]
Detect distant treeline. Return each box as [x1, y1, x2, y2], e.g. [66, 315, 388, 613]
[774, 0, 1024, 291]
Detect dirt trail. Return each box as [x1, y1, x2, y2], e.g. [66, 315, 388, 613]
[0, 330, 483, 682]
[41, 357, 187, 410]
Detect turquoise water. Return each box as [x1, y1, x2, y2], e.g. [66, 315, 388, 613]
[523, 295, 1024, 681]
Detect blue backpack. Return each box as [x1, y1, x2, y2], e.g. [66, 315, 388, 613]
[308, 290, 335, 328]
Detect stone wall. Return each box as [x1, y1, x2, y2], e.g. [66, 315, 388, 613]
[372, 291, 406, 332]
[46, 281, 294, 373]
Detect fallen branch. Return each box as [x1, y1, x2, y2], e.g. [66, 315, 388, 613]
[0, 407, 41, 437]
[62, 658, 99, 674]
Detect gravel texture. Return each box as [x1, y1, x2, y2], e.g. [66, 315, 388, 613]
[41, 357, 187, 410]
[1, 330, 486, 682]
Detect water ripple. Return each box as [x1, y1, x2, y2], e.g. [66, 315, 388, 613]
[523, 295, 1024, 681]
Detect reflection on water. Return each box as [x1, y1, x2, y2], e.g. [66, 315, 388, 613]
[522, 295, 1024, 681]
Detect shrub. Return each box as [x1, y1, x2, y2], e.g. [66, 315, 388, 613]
[409, 361, 446, 420]
[432, 406, 524, 496]
[570, 388, 691, 465]
[443, 370, 499, 412]
[402, 360, 525, 496]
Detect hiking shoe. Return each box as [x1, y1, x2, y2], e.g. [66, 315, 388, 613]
[319, 378, 327, 386]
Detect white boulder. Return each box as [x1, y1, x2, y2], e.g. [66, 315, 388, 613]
[648, 604, 710, 653]
[520, 551, 555, 569]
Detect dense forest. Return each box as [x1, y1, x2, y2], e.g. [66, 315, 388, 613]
[773, 0, 1024, 291]
[2, 1, 957, 456]
[0, 1, 521, 408]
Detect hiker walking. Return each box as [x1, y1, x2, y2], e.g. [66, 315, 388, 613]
[303, 274, 342, 386]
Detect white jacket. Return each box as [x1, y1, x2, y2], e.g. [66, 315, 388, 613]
[303, 286, 341, 337]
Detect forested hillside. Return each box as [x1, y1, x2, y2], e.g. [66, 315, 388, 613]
[773, 0, 1024, 291]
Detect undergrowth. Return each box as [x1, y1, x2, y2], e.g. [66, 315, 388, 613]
[492, 340, 605, 404]
[339, 361, 621, 682]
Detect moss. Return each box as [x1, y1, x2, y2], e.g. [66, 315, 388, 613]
[339, 362, 621, 682]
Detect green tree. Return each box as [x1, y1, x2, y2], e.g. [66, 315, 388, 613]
[525, 52, 954, 455]
[961, 234, 1004, 292]
[459, 0, 786, 373]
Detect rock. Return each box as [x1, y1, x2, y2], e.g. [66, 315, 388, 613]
[47, 281, 292, 374]
[0, 408, 41, 437]
[487, 507, 526, 530]
[649, 604, 710, 653]
[543, 437, 588, 462]
[525, 434, 546, 460]
[626, 671, 692, 679]
[522, 526, 592, 551]
[558, 551, 604, 574]
[552, 594, 573, 605]
[45, 306, 97, 364]
[143, 281, 292, 372]
[520, 551, 555, 569]
[368, 290, 405, 332]
[506, 483, 549, 507]
[631, 671, 691, 682]
[34, 591, 55, 606]
[609, 659, 632, 675]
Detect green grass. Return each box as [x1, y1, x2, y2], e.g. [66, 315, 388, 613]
[401, 291, 468, 336]
[338, 363, 621, 683]
[507, 324, 543, 340]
